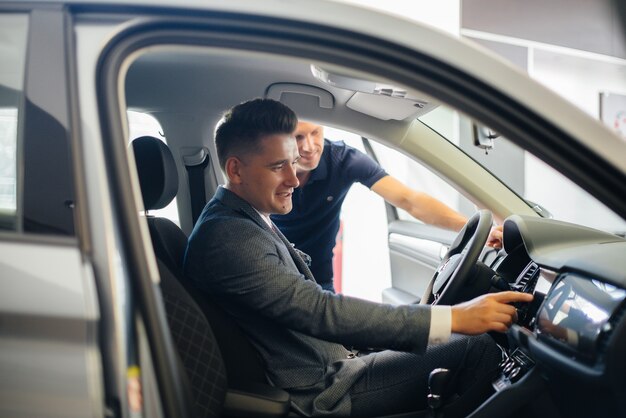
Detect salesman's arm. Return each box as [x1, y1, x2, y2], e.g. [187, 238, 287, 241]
[370, 175, 503, 247]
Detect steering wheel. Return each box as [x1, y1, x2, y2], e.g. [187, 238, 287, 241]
[423, 210, 493, 305]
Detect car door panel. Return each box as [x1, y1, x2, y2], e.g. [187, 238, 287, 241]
[383, 221, 456, 304]
[0, 240, 102, 417]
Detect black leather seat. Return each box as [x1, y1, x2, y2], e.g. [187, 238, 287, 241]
[131, 136, 290, 418]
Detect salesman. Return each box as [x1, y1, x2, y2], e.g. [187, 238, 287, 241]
[272, 121, 503, 292]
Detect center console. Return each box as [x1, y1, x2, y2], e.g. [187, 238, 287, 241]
[468, 260, 626, 418]
[492, 348, 534, 390]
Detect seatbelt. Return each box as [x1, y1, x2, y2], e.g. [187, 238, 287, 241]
[184, 148, 210, 226]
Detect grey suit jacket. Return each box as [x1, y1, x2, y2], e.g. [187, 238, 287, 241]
[184, 187, 432, 416]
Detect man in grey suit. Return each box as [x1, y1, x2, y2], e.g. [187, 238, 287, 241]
[184, 98, 533, 417]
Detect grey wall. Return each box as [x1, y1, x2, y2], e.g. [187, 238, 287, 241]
[460, 0, 626, 230]
[462, 0, 626, 59]
[469, 39, 528, 70]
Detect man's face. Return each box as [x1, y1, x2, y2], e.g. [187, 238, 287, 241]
[231, 134, 300, 216]
[294, 121, 325, 172]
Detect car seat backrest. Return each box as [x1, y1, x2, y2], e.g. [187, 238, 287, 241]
[132, 136, 227, 417]
[132, 135, 187, 272]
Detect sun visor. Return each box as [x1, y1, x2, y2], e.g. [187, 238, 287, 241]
[346, 92, 437, 121]
[311, 64, 437, 120]
[266, 83, 335, 109]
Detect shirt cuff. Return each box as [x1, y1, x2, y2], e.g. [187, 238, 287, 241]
[428, 306, 452, 345]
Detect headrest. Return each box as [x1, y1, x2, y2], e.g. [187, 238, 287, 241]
[131, 136, 179, 210]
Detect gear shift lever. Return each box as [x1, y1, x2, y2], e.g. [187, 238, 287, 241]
[428, 368, 451, 417]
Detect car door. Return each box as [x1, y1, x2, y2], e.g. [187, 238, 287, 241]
[0, 9, 103, 417]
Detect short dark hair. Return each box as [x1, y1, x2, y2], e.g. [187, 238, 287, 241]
[215, 98, 298, 171]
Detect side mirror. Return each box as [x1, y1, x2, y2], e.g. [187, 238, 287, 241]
[472, 124, 499, 151]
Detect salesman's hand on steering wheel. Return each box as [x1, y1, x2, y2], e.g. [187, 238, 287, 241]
[486, 225, 503, 249]
[424, 210, 532, 335]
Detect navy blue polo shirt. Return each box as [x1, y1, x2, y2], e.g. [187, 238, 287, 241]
[271, 139, 387, 289]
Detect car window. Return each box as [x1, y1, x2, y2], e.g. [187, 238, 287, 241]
[326, 123, 475, 223]
[0, 15, 28, 232]
[374, 144, 476, 223]
[419, 105, 626, 235]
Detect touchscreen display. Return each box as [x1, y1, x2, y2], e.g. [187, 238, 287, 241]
[536, 274, 626, 360]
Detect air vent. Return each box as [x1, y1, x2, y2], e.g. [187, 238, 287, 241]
[515, 262, 538, 291]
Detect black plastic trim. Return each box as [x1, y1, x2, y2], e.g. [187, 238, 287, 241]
[22, 8, 77, 236]
[467, 367, 545, 418]
[527, 334, 605, 382]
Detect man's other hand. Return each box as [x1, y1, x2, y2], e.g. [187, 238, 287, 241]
[486, 225, 503, 249]
[451, 291, 534, 334]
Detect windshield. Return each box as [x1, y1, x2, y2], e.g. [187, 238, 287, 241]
[418, 105, 626, 235]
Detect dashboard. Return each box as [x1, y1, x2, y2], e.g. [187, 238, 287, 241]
[483, 215, 626, 417]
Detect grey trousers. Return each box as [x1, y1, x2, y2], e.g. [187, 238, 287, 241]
[349, 333, 501, 417]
